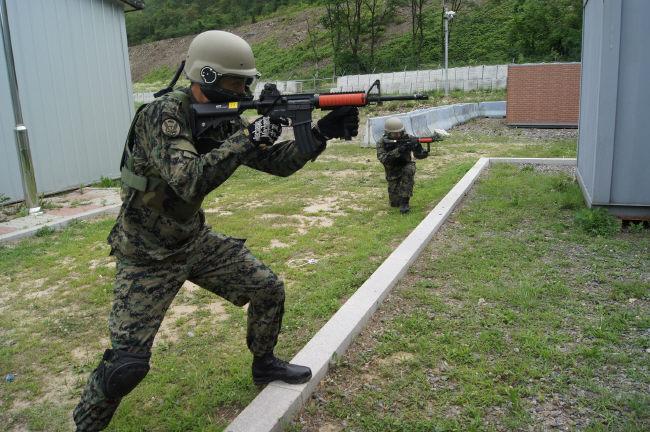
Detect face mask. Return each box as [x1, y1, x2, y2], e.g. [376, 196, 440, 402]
[199, 84, 253, 103]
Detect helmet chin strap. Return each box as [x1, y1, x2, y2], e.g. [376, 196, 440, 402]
[153, 61, 186, 98]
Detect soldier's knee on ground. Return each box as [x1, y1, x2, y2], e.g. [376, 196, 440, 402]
[98, 349, 151, 399]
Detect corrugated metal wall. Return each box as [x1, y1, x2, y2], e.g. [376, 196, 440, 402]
[609, 1, 650, 206]
[0, 19, 24, 202]
[576, 0, 602, 204]
[0, 0, 134, 202]
[578, 0, 650, 217]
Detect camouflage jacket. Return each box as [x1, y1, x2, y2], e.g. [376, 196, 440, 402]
[376, 134, 414, 167]
[108, 88, 326, 262]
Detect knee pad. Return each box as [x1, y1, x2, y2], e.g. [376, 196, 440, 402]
[99, 349, 151, 399]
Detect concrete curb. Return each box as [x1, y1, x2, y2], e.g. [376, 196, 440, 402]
[0, 204, 121, 243]
[225, 157, 577, 432]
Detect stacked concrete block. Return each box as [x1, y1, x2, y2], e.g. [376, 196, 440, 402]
[478, 101, 507, 118]
[331, 64, 510, 95]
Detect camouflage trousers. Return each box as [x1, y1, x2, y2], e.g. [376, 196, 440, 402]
[73, 231, 285, 431]
[384, 161, 416, 206]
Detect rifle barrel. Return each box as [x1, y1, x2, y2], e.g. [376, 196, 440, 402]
[367, 94, 428, 102]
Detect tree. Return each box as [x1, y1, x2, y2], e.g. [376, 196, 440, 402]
[509, 0, 582, 61]
[410, 0, 426, 67]
[343, 0, 364, 71]
[363, 0, 396, 70]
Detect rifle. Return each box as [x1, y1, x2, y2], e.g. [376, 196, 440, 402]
[384, 136, 438, 155]
[191, 80, 428, 154]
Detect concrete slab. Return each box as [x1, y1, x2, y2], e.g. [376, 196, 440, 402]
[226, 384, 305, 432]
[0, 187, 121, 243]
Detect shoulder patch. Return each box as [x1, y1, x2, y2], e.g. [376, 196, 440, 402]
[162, 118, 181, 137]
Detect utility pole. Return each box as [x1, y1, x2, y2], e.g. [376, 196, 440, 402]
[443, 4, 456, 97]
[1, 0, 40, 213]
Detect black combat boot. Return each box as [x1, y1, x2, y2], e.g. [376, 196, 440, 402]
[389, 196, 400, 207]
[252, 353, 312, 385]
[399, 197, 411, 214]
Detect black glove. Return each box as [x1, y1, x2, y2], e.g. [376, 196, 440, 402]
[316, 106, 359, 140]
[398, 137, 416, 152]
[414, 146, 429, 159]
[247, 116, 283, 146]
[398, 142, 412, 154]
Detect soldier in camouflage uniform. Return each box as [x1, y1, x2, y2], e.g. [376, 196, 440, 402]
[73, 30, 359, 431]
[376, 117, 429, 214]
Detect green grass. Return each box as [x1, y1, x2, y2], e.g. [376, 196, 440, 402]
[290, 164, 649, 431]
[0, 119, 582, 431]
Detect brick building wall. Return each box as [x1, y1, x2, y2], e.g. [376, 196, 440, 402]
[506, 63, 581, 127]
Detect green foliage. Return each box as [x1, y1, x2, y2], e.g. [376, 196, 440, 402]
[34, 226, 56, 237]
[319, 0, 583, 74]
[125, 0, 319, 46]
[39, 199, 62, 210]
[252, 38, 333, 79]
[127, 0, 583, 81]
[95, 176, 121, 188]
[0, 193, 9, 206]
[509, 0, 583, 62]
[574, 207, 621, 237]
[140, 65, 177, 83]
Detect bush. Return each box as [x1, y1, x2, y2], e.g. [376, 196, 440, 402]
[574, 207, 620, 236]
[96, 176, 121, 188]
[35, 226, 56, 237]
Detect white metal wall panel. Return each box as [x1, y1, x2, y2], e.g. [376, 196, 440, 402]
[0, 22, 23, 202]
[610, 0, 650, 205]
[5, 0, 134, 197]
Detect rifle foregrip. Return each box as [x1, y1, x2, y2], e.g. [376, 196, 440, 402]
[317, 93, 367, 108]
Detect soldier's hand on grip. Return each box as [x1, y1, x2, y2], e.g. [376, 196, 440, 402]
[316, 106, 359, 140]
[247, 116, 283, 146]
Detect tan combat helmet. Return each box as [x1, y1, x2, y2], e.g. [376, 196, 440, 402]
[384, 117, 405, 134]
[184, 30, 260, 101]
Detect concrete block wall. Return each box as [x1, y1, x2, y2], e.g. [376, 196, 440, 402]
[334, 64, 509, 94]
[506, 63, 581, 127]
[362, 101, 506, 147]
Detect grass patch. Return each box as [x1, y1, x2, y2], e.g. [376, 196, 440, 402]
[292, 164, 649, 431]
[575, 207, 621, 237]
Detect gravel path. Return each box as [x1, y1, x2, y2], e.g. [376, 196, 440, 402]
[453, 117, 578, 140]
